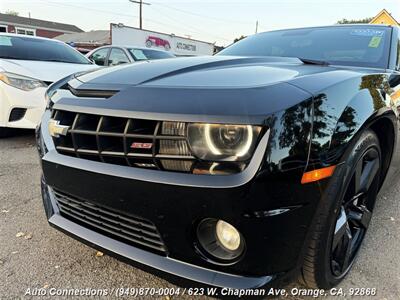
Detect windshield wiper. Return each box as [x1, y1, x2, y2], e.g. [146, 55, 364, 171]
[298, 58, 329, 66]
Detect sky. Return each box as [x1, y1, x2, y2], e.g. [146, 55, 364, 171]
[1, 0, 399, 46]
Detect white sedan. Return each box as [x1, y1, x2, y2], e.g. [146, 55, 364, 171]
[0, 33, 97, 137]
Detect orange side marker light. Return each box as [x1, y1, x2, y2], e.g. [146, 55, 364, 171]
[301, 165, 336, 184]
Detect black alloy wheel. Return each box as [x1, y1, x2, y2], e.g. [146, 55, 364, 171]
[331, 147, 380, 277]
[301, 129, 382, 289]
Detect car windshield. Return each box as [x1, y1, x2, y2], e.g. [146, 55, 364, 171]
[128, 48, 175, 61]
[218, 26, 392, 68]
[0, 35, 91, 64]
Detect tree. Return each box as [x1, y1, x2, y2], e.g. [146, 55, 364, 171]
[5, 10, 19, 16]
[233, 35, 246, 43]
[336, 17, 373, 24]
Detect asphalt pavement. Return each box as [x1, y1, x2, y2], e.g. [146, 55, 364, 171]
[0, 131, 399, 299]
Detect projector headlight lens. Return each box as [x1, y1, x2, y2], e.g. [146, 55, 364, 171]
[187, 123, 261, 161]
[216, 220, 241, 251]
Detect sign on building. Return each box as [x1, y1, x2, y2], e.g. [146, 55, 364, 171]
[110, 23, 214, 56]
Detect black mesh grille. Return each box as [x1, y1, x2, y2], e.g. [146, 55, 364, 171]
[53, 190, 167, 253]
[9, 108, 27, 122]
[51, 110, 195, 172]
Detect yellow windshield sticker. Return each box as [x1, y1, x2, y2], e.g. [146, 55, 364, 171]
[369, 36, 382, 48]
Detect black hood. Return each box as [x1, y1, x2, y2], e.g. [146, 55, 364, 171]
[76, 56, 351, 88]
[55, 56, 364, 125]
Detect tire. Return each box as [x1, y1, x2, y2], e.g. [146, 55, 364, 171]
[145, 40, 153, 48]
[301, 129, 381, 289]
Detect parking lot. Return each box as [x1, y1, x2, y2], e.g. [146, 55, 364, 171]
[0, 131, 399, 299]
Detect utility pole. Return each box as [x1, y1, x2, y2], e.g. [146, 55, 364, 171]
[129, 0, 151, 29]
[255, 20, 259, 34]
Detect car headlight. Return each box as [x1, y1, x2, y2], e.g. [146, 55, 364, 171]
[187, 123, 262, 161]
[0, 71, 47, 91]
[156, 122, 263, 175]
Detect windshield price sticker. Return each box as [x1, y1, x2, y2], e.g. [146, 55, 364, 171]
[0, 36, 13, 46]
[131, 49, 148, 60]
[350, 29, 385, 37]
[369, 36, 382, 48]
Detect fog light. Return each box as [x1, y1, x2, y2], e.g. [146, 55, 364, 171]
[216, 220, 241, 251]
[196, 218, 245, 262]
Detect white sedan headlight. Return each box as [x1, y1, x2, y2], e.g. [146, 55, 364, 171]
[0, 71, 47, 91]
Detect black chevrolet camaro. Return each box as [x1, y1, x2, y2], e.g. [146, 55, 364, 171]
[37, 25, 400, 289]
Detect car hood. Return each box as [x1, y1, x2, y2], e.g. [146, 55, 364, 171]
[75, 56, 359, 89]
[0, 59, 97, 83]
[55, 56, 366, 125]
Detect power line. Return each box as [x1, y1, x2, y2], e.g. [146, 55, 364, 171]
[128, 0, 151, 29]
[152, 2, 253, 25]
[149, 5, 231, 42]
[38, 0, 236, 44]
[38, 0, 139, 19]
[37, 0, 177, 29]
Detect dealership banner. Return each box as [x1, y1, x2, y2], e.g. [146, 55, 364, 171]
[110, 23, 214, 56]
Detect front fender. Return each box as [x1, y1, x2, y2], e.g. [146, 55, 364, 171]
[307, 74, 397, 170]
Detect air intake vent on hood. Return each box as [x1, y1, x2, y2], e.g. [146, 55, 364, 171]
[68, 85, 118, 98]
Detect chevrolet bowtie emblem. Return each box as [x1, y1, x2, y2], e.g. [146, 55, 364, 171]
[48, 119, 70, 138]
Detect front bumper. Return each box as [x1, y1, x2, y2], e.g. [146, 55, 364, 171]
[41, 180, 273, 288]
[38, 109, 321, 289]
[0, 81, 46, 129]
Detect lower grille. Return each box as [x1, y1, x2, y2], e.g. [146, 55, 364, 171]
[53, 190, 167, 254]
[9, 108, 27, 122]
